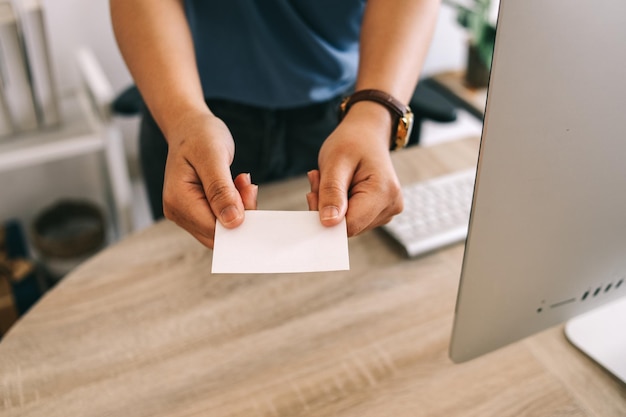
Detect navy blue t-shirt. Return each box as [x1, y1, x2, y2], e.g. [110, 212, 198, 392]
[185, 1, 365, 109]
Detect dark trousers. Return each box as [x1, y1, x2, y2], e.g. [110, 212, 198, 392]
[139, 96, 343, 219]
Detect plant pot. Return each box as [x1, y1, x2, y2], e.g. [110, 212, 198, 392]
[465, 43, 491, 88]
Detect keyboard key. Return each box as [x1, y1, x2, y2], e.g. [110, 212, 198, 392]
[382, 169, 476, 257]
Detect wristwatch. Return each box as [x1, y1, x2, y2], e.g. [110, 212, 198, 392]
[339, 89, 414, 151]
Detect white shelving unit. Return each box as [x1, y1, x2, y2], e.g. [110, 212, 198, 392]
[0, 48, 133, 239]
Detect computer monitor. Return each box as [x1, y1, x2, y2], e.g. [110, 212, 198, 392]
[449, 0, 626, 383]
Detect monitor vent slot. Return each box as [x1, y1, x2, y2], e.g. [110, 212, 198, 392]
[536, 277, 624, 314]
[580, 277, 625, 302]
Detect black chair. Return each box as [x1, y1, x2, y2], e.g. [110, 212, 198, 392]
[408, 78, 458, 146]
[112, 85, 144, 116]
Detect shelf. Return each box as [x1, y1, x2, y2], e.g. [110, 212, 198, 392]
[0, 81, 133, 237]
[0, 91, 105, 173]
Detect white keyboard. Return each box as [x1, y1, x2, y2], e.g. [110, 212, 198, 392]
[382, 169, 476, 257]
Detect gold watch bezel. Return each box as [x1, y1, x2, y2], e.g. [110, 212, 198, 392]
[394, 109, 414, 150]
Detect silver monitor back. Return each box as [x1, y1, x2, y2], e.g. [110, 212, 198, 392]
[449, 0, 626, 374]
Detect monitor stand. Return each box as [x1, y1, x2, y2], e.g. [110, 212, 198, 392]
[564, 296, 626, 384]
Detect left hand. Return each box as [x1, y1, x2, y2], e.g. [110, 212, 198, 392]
[306, 102, 404, 236]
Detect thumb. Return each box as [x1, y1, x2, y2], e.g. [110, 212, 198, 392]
[207, 178, 245, 228]
[198, 161, 245, 229]
[317, 163, 351, 227]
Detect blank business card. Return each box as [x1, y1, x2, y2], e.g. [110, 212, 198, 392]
[211, 210, 350, 274]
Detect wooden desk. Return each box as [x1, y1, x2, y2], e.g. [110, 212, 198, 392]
[0, 139, 624, 416]
[430, 70, 488, 119]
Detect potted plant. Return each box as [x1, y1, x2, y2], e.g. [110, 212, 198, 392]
[445, 0, 497, 88]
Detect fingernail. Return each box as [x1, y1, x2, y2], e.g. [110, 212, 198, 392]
[321, 206, 340, 221]
[246, 173, 251, 183]
[220, 205, 241, 225]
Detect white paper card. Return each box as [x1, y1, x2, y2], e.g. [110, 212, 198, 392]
[212, 210, 350, 274]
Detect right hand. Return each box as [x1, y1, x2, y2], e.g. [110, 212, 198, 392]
[162, 112, 258, 249]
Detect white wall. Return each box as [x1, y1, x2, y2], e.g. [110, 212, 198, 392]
[42, 0, 131, 94]
[0, 1, 470, 237]
[422, 4, 469, 77]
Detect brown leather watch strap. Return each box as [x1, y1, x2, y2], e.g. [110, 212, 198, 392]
[340, 89, 408, 119]
[338, 89, 413, 150]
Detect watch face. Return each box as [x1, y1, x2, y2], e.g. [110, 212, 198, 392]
[395, 111, 414, 149]
[338, 97, 349, 119]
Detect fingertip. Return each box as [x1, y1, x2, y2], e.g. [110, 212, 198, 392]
[249, 184, 259, 210]
[306, 191, 318, 211]
[320, 205, 343, 226]
[234, 172, 252, 188]
[345, 219, 362, 237]
[307, 169, 320, 192]
[316, 164, 350, 226]
[196, 234, 215, 250]
[219, 205, 244, 228]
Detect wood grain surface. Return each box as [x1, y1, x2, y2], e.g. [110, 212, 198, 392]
[1, 138, 624, 416]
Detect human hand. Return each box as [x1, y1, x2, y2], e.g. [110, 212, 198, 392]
[162, 112, 257, 248]
[306, 103, 403, 236]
